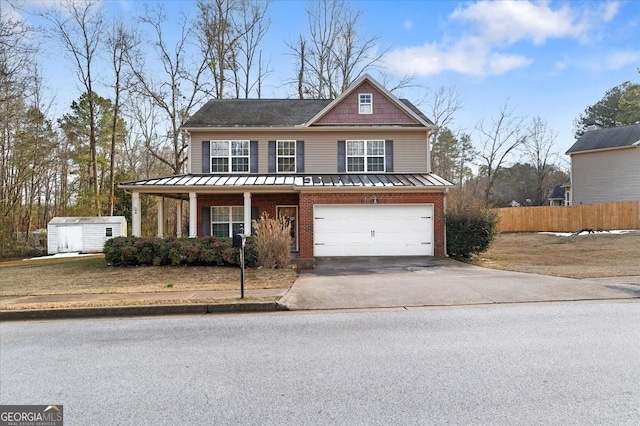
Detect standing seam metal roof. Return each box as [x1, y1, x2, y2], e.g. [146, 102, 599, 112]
[120, 174, 454, 188]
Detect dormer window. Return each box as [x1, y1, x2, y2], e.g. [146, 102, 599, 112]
[359, 93, 372, 114]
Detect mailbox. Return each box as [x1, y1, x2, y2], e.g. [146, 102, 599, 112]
[233, 233, 246, 248]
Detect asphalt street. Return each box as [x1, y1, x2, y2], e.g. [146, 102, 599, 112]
[1, 302, 639, 425]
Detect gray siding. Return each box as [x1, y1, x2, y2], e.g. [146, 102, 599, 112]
[189, 129, 430, 174]
[571, 147, 640, 205]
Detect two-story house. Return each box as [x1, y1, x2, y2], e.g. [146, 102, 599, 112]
[119, 75, 454, 266]
[566, 123, 640, 205]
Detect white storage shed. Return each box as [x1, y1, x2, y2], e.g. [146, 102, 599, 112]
[47, 216, 127, 254]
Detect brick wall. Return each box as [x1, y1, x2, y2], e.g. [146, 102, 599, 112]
[315, 81, 417, 125]
[196, 191, 447, 259]
[298, 191, 446, 259]
[197, 192, 299, 231]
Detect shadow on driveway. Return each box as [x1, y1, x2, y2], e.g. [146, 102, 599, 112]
[279, 257, 640, 310]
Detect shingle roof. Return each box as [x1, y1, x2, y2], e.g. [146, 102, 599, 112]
[183, 99, 333, 127]
[399, 99, 434, 125]
[549, 185, 566, 200]
[566, 123, 640, 154]
[182, 98, 432, 128]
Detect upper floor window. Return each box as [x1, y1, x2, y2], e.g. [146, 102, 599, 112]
[277, 140, 296, 173]
[346, 140, 385, 172]
[211, 140, 249, 173]
[359, 93, 372, 114]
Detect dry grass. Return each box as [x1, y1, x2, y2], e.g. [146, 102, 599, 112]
[0, 296, 277, 311]
[0, 255, 297, 297]
[474, 231, 640, 278]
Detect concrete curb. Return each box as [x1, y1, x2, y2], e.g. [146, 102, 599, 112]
[0, 302, 283, 321]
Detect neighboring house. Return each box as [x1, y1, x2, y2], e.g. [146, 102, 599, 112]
[119, 75, 453, 265]
[566, 123, 640, 205]
[548, 184, 570, 206]
[47, 216, 127, 254]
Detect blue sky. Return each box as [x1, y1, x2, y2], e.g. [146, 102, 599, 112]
[15, 0, 640, 162]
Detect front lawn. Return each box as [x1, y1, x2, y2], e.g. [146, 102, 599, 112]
[0, 255, 296, 297]
[473, 231, 640, 278]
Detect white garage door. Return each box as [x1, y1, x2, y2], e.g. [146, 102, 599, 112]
[313, 204, 434, 256]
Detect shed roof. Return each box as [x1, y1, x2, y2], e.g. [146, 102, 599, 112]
[566, 123, 640, 154]
[48, 216, 126, 225]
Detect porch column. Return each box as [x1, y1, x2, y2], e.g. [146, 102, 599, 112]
[132, 192, 141, 237]
[176, 201, 182, 238]
[243, 192, 252, 235]
[189, 192, 198, 238]
[157, 197, 164, 238]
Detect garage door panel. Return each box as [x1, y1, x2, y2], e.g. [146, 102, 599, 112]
[314, 205, 434, 256]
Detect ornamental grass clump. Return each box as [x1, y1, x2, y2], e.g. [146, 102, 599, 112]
[252, 212, 291, 268]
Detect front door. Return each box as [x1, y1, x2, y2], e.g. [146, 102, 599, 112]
[277, 206, 298, 252]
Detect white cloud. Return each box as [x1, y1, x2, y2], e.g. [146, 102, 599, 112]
[384, 0, 622, 77]
[605, 50, 640, 70]
[403, 20, 413, 31]
[384, 38, 532, 77]
[450, 0, 583, 45]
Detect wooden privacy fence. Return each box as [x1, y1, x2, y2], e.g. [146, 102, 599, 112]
[495, 201, 640, 232]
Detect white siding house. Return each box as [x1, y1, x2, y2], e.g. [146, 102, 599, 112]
[47, 216, 127, 254]
[566, 124, 640, 205]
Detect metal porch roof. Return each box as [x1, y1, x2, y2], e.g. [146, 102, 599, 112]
[119, 173, 454, 190]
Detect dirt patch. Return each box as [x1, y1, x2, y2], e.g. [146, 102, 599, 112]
[0, 255, 297, 297]
[474, 231, 640, 278]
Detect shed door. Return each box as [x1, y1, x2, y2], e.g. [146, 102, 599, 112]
[58, 226, 83, 253]
[313, 204, 433, 256]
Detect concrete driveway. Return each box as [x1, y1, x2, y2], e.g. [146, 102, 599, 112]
[278, 257, 640, 310]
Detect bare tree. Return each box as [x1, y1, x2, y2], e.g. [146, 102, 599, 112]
[197, 0, 270, 99]
[128, 4, 210, 174]
[476, 102, 528, 206]
[290, 0, 386, 99]
[106, 20, 137, 215]
[39, 0, 104, 215]
[524, 116, 560, 205]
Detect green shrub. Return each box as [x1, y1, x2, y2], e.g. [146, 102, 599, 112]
[103, 236, 257, 267]
[252, 212, 291, 268]
[446, 193, 498, 257]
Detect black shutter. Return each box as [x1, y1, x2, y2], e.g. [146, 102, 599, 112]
[337, 140, 346, 173]
[202, 141, 210, 173]
[268, 140, 276, 173]
[296, 140, 305, 173]
[385, 140, 393, 172]
[251, 206, 259, 234]
[201, 206, 211, 236]
[250, 140, 258, 173]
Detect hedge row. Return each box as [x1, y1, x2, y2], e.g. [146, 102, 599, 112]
[103, 236, 258, 267]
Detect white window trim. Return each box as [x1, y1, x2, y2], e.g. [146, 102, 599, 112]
[276, 140, 296, 174]
[346, 140, 385, 173]
[210, 140, 250, 173]
[359, 93, 373, 114]
[211, 206, 244, 238]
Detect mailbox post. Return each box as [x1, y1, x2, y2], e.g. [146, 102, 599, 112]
[232, 233, 247, 299]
